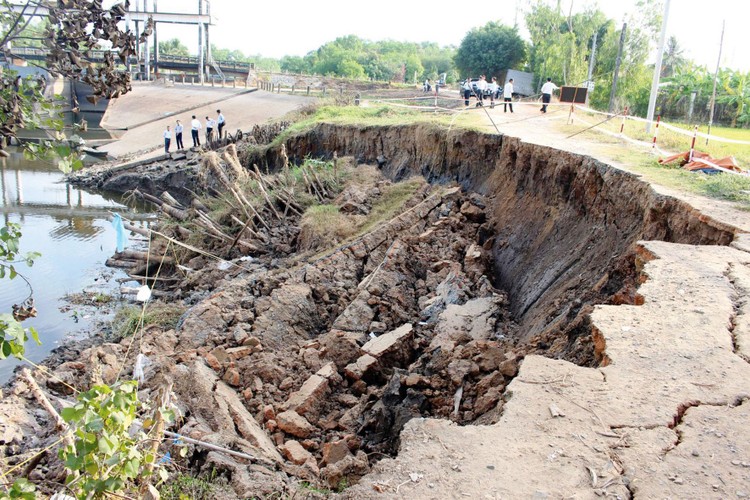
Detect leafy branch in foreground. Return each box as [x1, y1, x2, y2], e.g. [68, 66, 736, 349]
[59, 381, 175, 498]
[0, 223, 40, 359]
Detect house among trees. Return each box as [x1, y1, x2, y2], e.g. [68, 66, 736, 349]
[497, 69, 536, 97]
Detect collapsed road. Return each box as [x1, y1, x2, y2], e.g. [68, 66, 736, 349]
[2, 121, 749, 499]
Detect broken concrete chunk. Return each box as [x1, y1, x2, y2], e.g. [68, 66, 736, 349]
[344, 354, 378, 381]
[209, 346, 229, 364]
[322, 439, 352, 466]
[222, 367, 241, 387]
[362, 323, 414, 358]
[225, 346, 254, 360]
[276, 410, 315, 438]
[283, 374, 329, 416]
[319, 329, 366, 368]
[498, 356, 520, 377]
[460, 201, 485, 222]
[280, 440, 314, 465]
[316, 362, 338, 379]
[332, 294, 376, 332]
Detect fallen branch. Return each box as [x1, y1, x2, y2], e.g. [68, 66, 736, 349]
[163, 431, 276, 467]
[19, 369, 74, 447]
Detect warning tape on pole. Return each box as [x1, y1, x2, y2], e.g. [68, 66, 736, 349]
[574, 104, 750, 145]
[652, 115, 661, 149]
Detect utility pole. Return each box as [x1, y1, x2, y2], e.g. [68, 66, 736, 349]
[198, 0, 204, 83]
[608, 22, 627, 114]
[153, 0, 158, 78]
[706, 20, 725, 145]
[587, 31, 597, 84]
[646, 0, 670, 133]
[144, 0, 150, 80]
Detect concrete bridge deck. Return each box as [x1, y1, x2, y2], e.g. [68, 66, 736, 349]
[97, 82, 311, 160]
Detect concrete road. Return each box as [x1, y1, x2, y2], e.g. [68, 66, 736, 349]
[98, 82, 312, 159]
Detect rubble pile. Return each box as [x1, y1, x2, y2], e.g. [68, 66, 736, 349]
[2, 157, 530, 495]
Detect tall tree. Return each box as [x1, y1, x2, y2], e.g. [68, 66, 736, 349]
[661, 35, 686, 77]
[454, 22, 526, 77]
[525, 2, 611, 87]
[159, 37, 189, 57]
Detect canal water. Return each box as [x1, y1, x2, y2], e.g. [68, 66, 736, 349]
[0, 148, 152, 383]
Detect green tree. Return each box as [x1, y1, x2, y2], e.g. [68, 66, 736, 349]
[525, 2, 612, 87]
[280, 55, 311, 74]
[661, 35, 687, 78]
[454, 22, 526, 78]
[1, 3, 167, 498]
[158, 38, 189, 57]
[587, 0, 663, 115]
[719, 70, 750, 128]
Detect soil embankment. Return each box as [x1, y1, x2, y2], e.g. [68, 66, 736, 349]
[3, 121, 749, 498]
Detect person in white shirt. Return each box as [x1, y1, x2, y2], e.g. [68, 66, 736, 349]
[174, 120, 184, 149]
[216, 109, 226, 139]
[462, 78, 472, 107]
[540, 78, 559, 113]
[474, 75, 488, 107]
[205, 116, 216, 143]
[190, 115, 201, 147]
[487, 77, 500, 109]
[163, 125, 171, 154]
[503, 78, 514, 113]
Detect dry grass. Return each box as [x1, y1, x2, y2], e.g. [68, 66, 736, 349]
[298, 175, 427, 253]
[110, 303, 186, 340]
[298, 204, 362, 251]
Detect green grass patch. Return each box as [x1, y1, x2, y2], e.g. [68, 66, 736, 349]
[275, 103, 471, 148]
[160, 471, 230, 500]
[358, 177, 426, 234]
[298, 204, 355, 251]
[574, 109, 750, 167]
[627, 156, 750, 207]
[298, 176, 426, 253]
[110, 303, 186, 340]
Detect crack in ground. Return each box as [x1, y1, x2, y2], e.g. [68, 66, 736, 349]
[726, 264, 750, 364]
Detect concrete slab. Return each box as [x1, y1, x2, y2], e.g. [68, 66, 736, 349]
[362, 323, 413, 358]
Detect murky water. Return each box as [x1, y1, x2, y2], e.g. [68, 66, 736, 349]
[0, 149, 152, 383]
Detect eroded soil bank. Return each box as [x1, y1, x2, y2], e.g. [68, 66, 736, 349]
[2, 122, 745, 498]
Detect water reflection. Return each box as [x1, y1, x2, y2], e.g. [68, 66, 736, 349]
[0, 149, 154, 383]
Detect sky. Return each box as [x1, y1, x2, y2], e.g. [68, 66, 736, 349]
[135, 0, 749, 72]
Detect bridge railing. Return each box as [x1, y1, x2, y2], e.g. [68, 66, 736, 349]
[8, 47, 253, 73]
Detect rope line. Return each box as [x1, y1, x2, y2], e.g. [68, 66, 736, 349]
[0, 438, 66, 481]
[574, 105, 750, 145]
[19, 355, 79, 395]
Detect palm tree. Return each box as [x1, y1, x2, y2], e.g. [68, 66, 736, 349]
[661, 36, 686, 78]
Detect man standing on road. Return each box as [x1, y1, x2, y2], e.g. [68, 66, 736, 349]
[175, 119, 184, 150]
[462, 78, 472, 107]
[503, 78, 514, 113]
[488, 77, 500, 109]
[475, 75, 488, 107]
[217, 109, 226, 139]
[163, 125, 171, 154]
[191, 115, 201, 147]
[205, 116, 215, 144]
[540, 78, 558, 113]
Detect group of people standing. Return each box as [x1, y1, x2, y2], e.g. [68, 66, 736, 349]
[163, 109, 226, 154]
[462, 75, 515, 112]
[461, 75, 559, 114]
